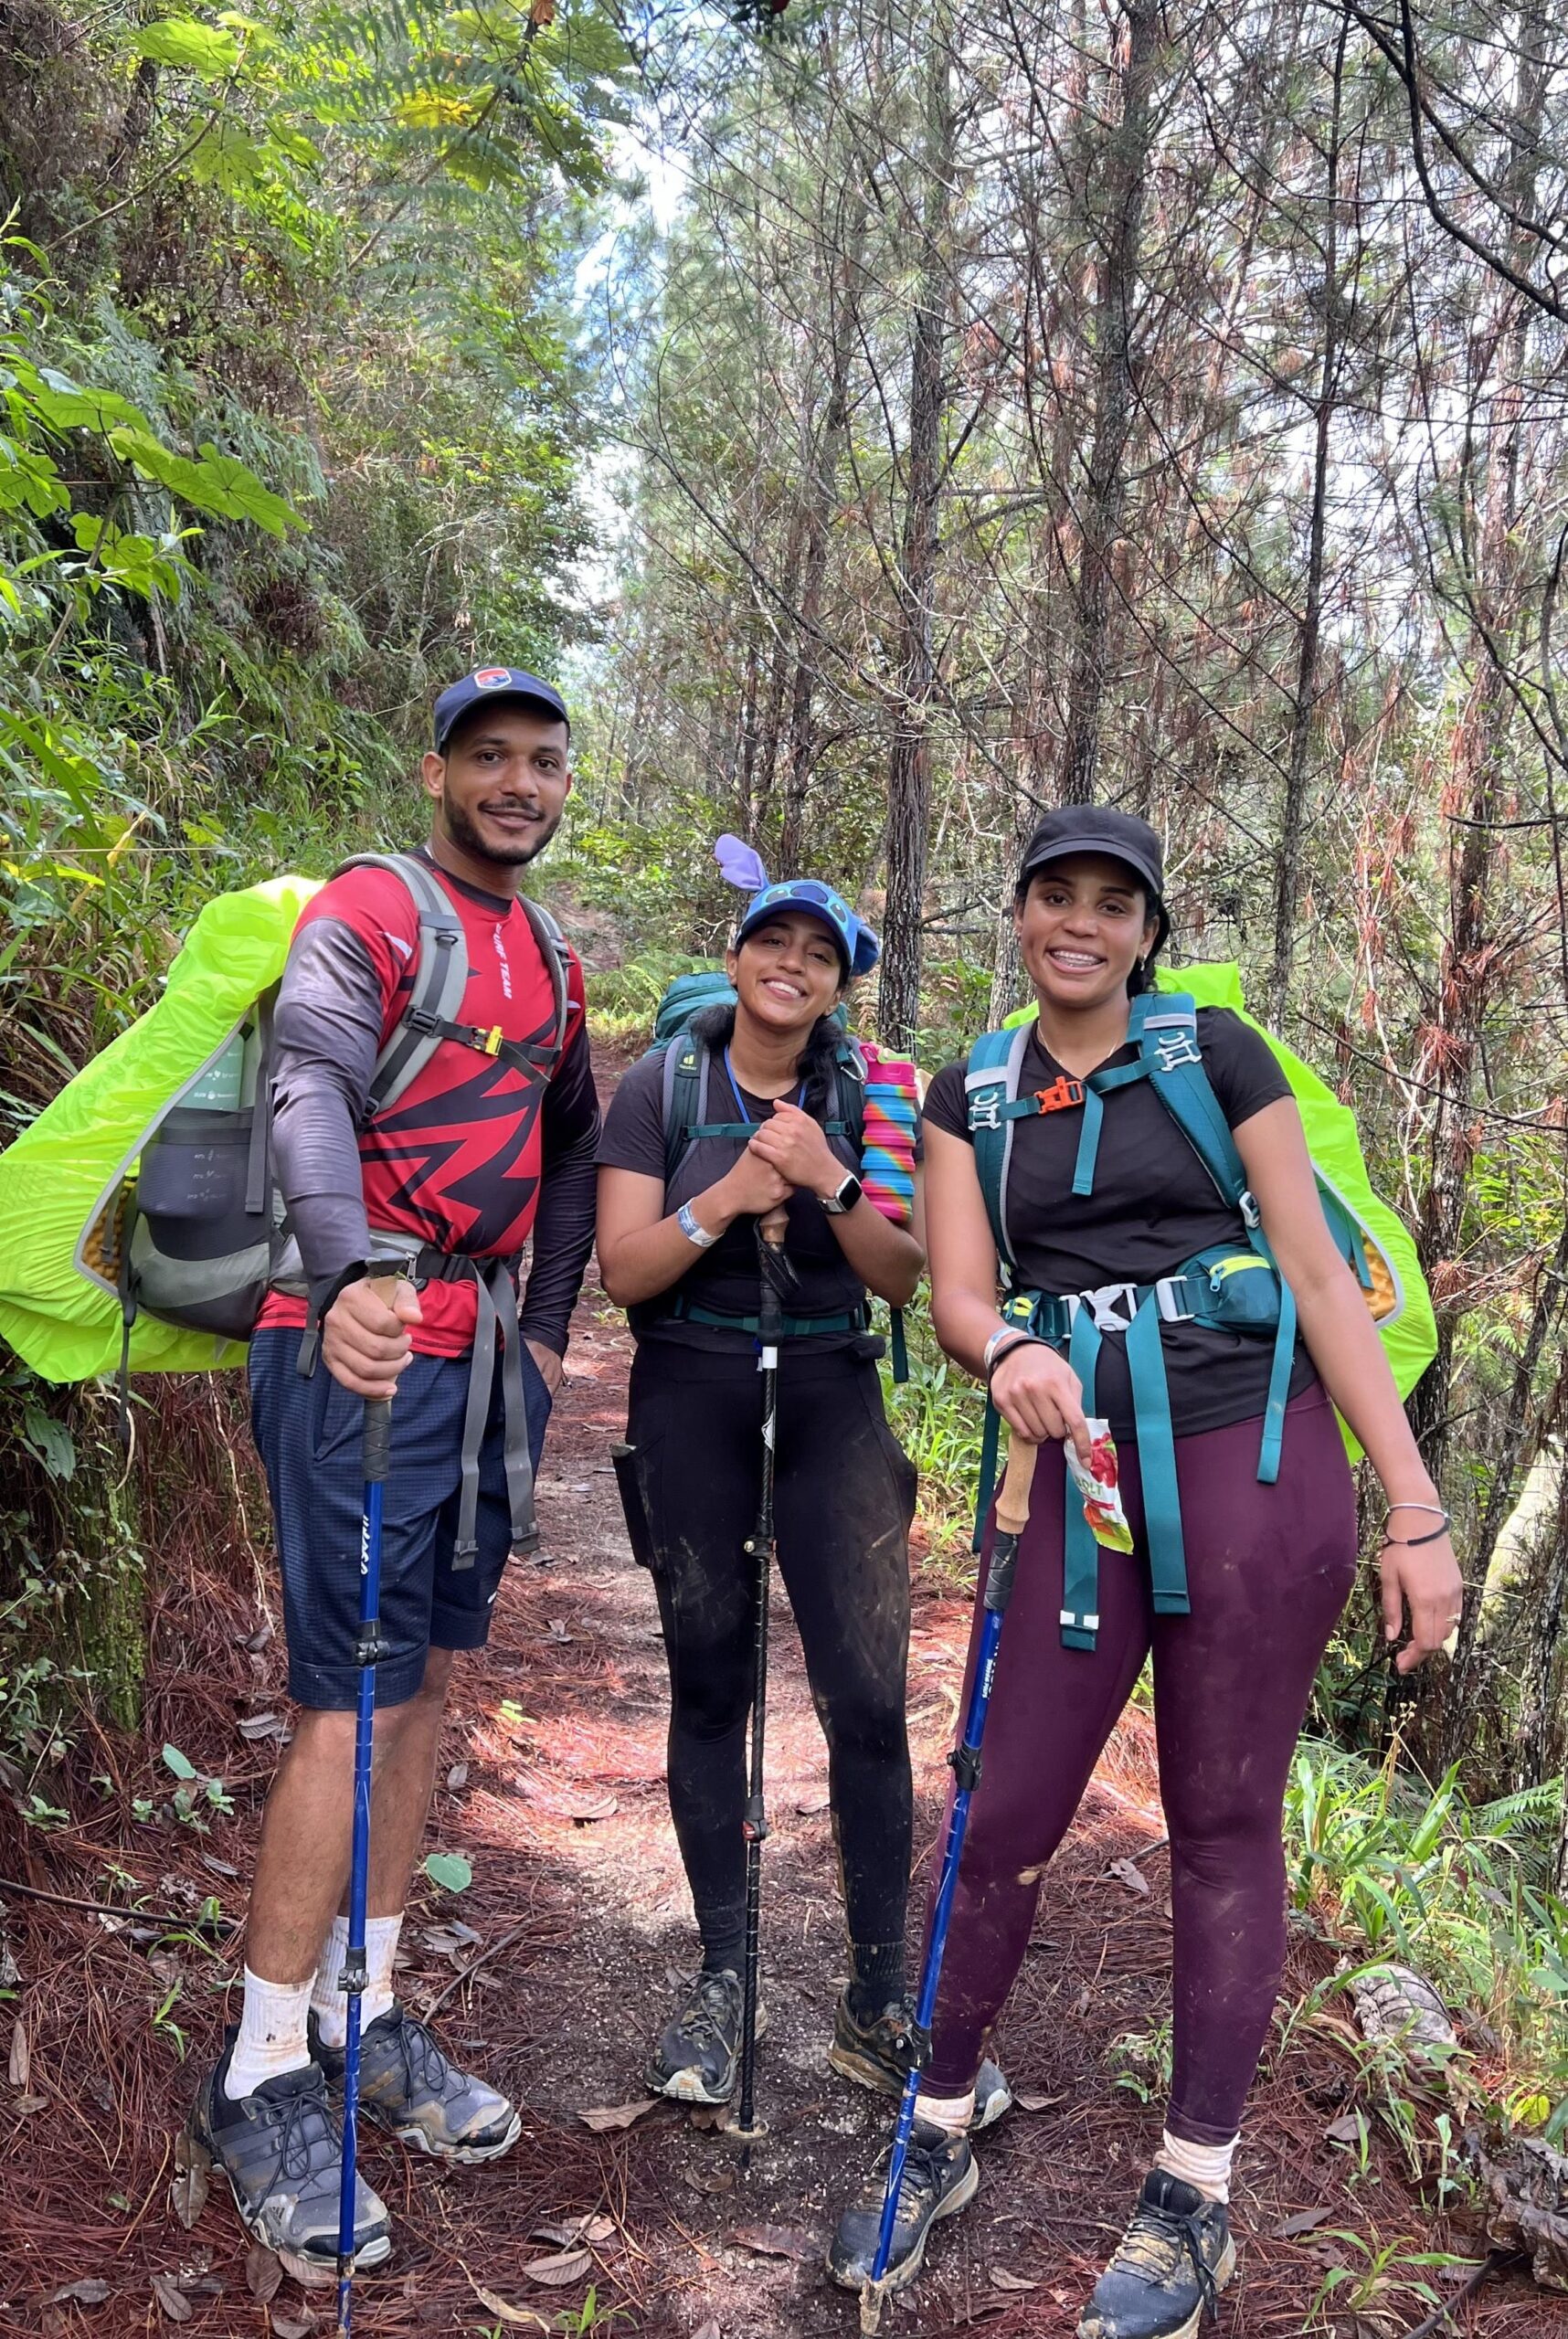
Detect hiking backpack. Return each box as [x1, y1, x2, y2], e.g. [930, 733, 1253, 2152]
[643, 968, 919, 1371]
[967, 965, 1436, 1647]
[0, 857, 570, 1385]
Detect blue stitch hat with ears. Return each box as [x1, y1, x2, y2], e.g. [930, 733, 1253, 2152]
[715, 836, 881, 977]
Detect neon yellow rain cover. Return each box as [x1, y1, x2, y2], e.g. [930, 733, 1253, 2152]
[1001, 962, 1437, 1432]
[0, 875, 321, 1382]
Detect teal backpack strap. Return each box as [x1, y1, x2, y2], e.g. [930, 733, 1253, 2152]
[1132, 995, 1249, 1204]
[1060, 1307, 1102, 1648]
[965, 1024, 1033, 1269]
[1257, 1277, 1295, 1484]
[661, 1036, 712, 1181]
[1125, 1300, 1188, 1614]
[1072, 1058, 1148, 1196]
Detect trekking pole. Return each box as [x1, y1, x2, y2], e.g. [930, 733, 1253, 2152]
[858, 1433, 1039, 2337]
[732, 1206, 788, 2164]
[337, 1269, 403, 2337]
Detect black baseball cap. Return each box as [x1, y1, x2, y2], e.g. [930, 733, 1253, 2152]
[432, 665, 571, 753]
[1018, 804, 1171, 947]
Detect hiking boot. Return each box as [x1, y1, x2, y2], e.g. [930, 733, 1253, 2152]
[1077, 2171, 1236, 2339]
[647, 1968, 766, 2105]
[825, 2119, 979, 2295]
[827, 1994, 1012, 2129]
[312, 2005, 521, 2163]
[188, 2035, 392, 2289]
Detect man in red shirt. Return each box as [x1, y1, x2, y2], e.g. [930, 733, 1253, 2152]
[191, 669, 599, 2281]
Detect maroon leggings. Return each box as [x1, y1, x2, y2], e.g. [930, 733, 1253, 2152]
[922, 1386, 1357, 2143]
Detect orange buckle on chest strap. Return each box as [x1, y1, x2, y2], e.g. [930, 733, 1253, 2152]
[1034, 1074, 1086, 1115]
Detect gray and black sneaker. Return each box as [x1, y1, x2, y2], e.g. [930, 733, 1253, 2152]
[188, 2035, 392, 2289]
[828, 1995, 1012, 2129]
[647, 1968, 766, 2106]
[312, 2005, 521, 2163]
[826, 2119, 979, 2296]
[1077, 2171, 1236, 2339]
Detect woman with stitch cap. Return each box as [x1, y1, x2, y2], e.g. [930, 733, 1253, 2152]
[598, 846, 986, 2114]
[830, 806, 1461, 2338]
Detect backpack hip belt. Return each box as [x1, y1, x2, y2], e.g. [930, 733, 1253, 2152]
[286, 1231, 540, 1566]
[978, 1245, 1295, 1648]
[648, 1291, 873, 1340]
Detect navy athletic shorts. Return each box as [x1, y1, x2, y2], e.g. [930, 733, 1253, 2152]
[248, 1328, 553, 1710]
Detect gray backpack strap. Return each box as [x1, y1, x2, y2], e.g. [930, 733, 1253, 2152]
[337, 853, 471, 1114]
[515, 894, 572, 1057]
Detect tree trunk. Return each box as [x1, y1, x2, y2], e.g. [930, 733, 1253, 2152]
[878, 34, 952, 1053]
[1269, 20, 1347, 1023]
[779, 200, 866, 872]
[1058, 0, 1160, 807]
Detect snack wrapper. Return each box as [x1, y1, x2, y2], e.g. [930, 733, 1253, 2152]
[1065, 1418, 1134, 1553]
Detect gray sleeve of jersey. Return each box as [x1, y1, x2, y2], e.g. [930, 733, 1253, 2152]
[270, 916, 384, 1289]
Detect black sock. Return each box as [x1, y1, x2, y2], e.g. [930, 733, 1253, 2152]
[848, 1942, 906, 2019]
[699, 1933, 746, 1980]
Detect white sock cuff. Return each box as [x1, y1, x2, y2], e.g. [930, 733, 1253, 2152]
[916, 2084, 977, 2133]
[226, 1967, 314, 2100]
[1157, 2128, 1237, 2203]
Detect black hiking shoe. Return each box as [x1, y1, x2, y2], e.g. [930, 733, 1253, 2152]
[647, 1968, 766, 2106]
[827, 1993, 1012, 2128]
[1077, 2171, 1236, 2339]
[826, 2119, 979, 2296]
[188, 2034, 392, 2289]
[312, 2005, 521, 2163]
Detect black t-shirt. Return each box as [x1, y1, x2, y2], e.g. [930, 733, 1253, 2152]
[923, 1007, 1318, 1438]
[598, 1048, 871, 1351]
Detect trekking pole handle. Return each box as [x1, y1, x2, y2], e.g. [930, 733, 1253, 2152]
[759, 1206, 789, 1249]
[994, 1436, 1038, 1540]
[362, 1267, 408, 1486]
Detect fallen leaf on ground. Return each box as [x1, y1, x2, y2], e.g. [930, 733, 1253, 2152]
[577, 2098, 655, 2133]
[47, 2280, 111, 2306]
[1104, 1858, 1150, 1898]
[546, 1618, 574, 1642]
[7, 2018, 26, 2088]
[529, 2215, 616, 2247]
[14, 2092, 47, 2113]
[693, 2323, 720, 2339]
[200, 1855, 238, 1878]
[245, 2241, 282, 2301]
[169, 2131, 210, 2229]
[795, 1790, 831, 1815]
[688, 2103, 730, 2131]
[521, 2247, 593, 2287]
[446, 1762, 469, 1792]
[272, 2315, 317, 2339]
[237, 1712, 284, 1741]
[731, 2225, 818, 2261]
[1012, 2090, 1062, 2112]
[1271, 2208, 1334, 2239]
[514, 1771, 619, 1822]
[423, 1851, 472, 1893]
[990, 2270, 1037, 2291]
[1325, 2111, 1365, 2145]
[151, 2271, 194, 2322]
[460, 2264, 551, 2328]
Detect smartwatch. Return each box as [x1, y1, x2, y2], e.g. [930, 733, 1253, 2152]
[819, 1170, 863, 1216]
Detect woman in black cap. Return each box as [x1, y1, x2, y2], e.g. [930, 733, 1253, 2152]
[598, 864, 946, 2113]
[831, 808, 1459, 2338]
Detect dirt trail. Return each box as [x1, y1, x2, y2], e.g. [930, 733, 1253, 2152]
[3, 1099, 1563, 2334]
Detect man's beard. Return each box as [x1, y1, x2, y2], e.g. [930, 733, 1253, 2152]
[441, 786, 563, 869]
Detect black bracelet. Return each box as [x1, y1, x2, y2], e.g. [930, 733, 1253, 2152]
[1378, 1515, 1452, 1549]
[985, 1331, 1039, 1389]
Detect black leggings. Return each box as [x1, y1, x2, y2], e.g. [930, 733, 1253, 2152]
[624, 1338, 916, 1975]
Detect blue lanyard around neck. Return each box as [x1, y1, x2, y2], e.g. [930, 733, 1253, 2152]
[724, 1047, 802, 1126]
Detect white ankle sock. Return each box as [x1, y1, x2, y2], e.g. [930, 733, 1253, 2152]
[1156, 2128, 1236, 2204]
[916, 2084, 976, 2134]
[225, 1968, 314, 2100]
[310, 1912, 404, 2049]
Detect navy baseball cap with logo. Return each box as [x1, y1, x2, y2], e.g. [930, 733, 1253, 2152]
[432, 665, 571, 753]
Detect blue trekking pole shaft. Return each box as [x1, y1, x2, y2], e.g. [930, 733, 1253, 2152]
[337, 1276, 401, 2336]
[863, 1435, 1038, 2314]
